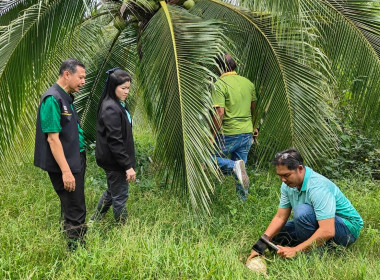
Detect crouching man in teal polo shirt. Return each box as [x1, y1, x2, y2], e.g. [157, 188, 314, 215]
[247, 148, 363, 260]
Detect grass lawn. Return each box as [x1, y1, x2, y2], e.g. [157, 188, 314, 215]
[1, 129, 379, 279]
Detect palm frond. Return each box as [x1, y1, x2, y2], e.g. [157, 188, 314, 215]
[240, 0, 303, 32]
[74, 25, 138, 143]
[324, 0, 380, 58]
[240, 0, 300, 16]
[138, 1, 225, 213]
[308, 0, 380, 131]
[59, 2, 143, 148]
[0, 0, 36, 27]
[0, 0, 95, 170]
[193, 0, 338, 165]
[236, 0, 380, 137]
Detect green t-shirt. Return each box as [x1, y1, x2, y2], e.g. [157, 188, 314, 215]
[279, 167, 364, 238]
[212, 71, 257, 135]
[40, 94, 85, 152]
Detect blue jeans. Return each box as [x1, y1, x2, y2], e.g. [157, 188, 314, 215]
[215, 133, 252, 198]
[272, 204, 356, 247]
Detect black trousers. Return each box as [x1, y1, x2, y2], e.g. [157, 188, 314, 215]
[48, 152, 87, 243]
[92, 170, 129, 223]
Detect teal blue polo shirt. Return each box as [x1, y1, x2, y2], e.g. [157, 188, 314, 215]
[279, 167, 363, 238]
[119, 100, 131, 123]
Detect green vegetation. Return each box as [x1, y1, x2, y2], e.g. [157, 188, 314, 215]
[320, 124, 380, 180]
[1, 1, 379, 278]
[113, 16, 126, 31]
[1, 128, 379, 279]
[1, 0, 380, 212]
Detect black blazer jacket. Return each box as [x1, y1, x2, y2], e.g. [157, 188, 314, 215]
[96, 97, 136, 171]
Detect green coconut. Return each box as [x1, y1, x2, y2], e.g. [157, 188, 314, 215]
[114, 16, 126, 31]
[183, 0, 195, 10]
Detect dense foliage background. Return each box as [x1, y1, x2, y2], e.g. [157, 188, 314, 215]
[1, 0, 380, 212]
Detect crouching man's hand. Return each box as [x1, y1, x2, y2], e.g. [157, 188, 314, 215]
[277, 245, 298, 258]
[246, 250, 260, 264]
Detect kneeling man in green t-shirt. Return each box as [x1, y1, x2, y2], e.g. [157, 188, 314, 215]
[247, 148, 363, 260]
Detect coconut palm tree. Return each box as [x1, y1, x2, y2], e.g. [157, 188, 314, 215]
[0, 0, 379, 213]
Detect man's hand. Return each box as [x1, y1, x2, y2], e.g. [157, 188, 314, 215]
[126, 168, 136, 182]
[47, 133, 76, 191]
[277, 245, 298, 258]
[252, 128, 259, 144]
[246, 250, 260, 263]
[253, 128, 259, 138]
[62, 171, 75, 192]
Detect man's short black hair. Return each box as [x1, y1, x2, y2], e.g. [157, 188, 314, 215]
[59, 58, 85, 76]
[272, 148, 304, 170]
[216, 53, 237, 73]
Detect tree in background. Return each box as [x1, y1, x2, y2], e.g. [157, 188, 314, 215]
[0, 0, 379, 213]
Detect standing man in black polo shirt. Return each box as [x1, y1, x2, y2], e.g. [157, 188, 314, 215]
[34, 58, 86, 250]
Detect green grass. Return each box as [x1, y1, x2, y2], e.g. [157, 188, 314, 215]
[1, 130, 379, 279]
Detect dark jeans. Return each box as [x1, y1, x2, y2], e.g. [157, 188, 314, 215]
[273, 204, 356, 248]
[92, 170, 129, 223]
[48, 152, 87, 248]
[215, 133, 252, 198]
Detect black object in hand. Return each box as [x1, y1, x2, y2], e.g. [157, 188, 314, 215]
[252, 234, 279, 254]
[260, 234, 279, 251]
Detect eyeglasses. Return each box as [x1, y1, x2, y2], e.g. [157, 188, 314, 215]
[275, 152, 295, 160]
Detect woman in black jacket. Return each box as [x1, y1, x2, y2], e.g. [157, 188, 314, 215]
[91, 68, 136, 223]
